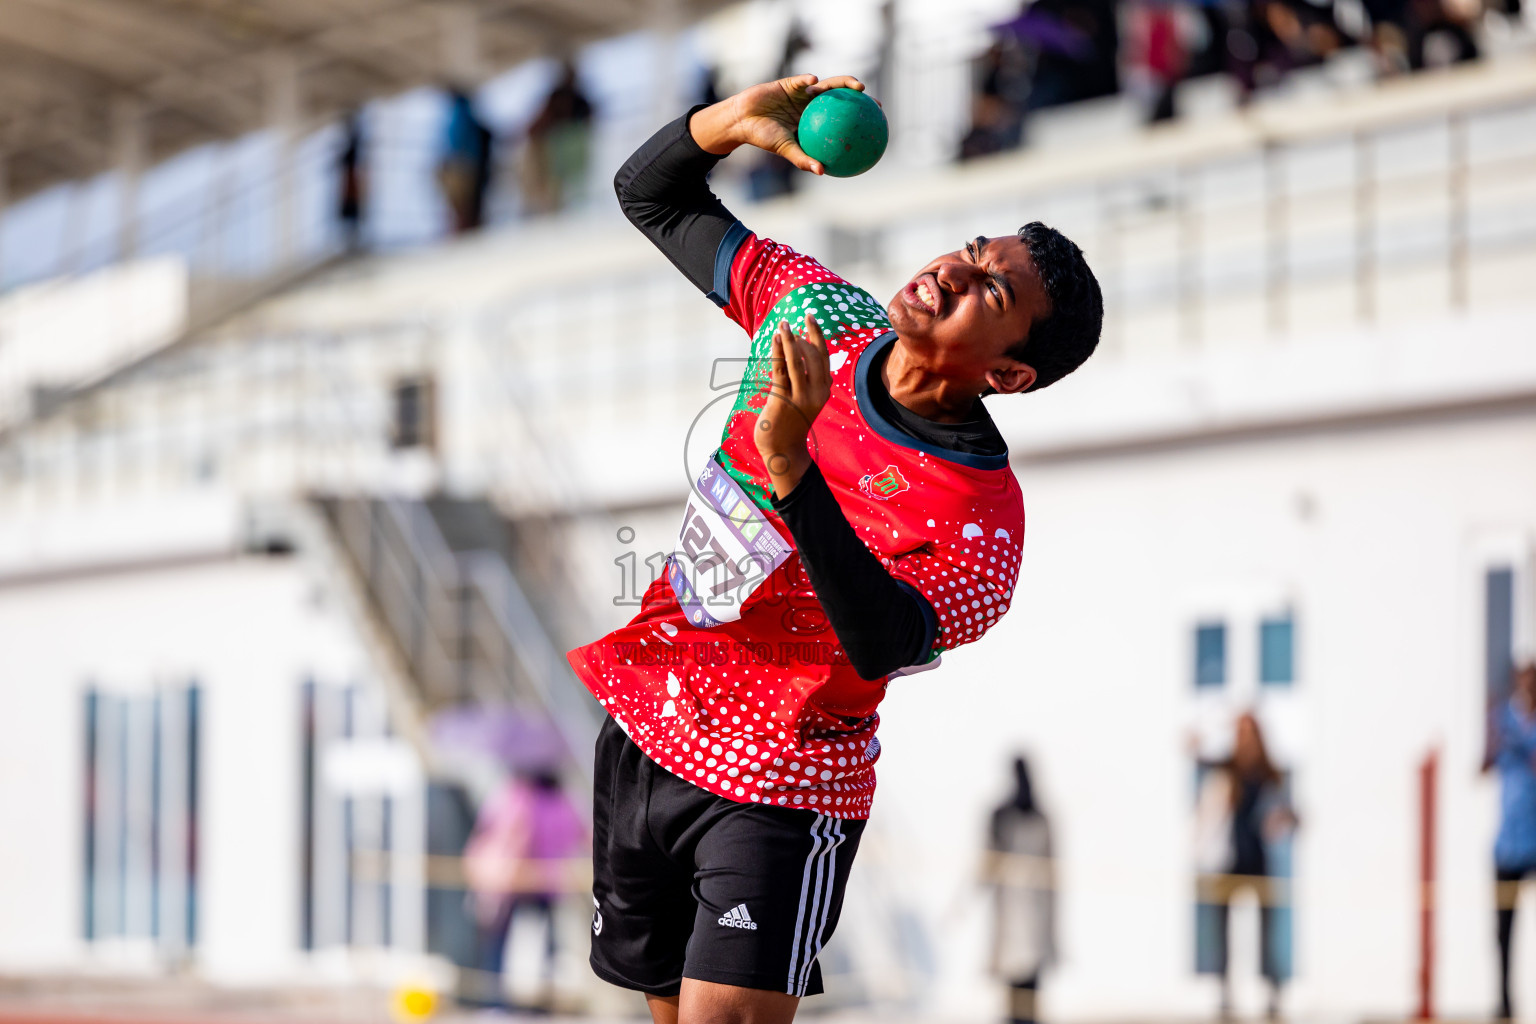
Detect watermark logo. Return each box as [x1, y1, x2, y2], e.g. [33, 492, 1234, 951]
[609, 351, 828, 637]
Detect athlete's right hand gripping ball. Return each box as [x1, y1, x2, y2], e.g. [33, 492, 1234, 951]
[797, 88, 888, 177]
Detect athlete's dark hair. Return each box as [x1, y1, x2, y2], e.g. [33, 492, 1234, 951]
[1008, 221, 1103, 392]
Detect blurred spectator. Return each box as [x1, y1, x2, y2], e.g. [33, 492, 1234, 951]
[1406, 0, 1481, 68]
[1205, 0, 1269, 99]
[521, 61, 595, 216]
[958, 0, 1489, 145]
[336, 111, 366, 250]
[438, 86, 494, 233]
[982, 756, 1056, 1024]
[1193, 713, 1297, 1019]
[1264, 0, 1348, 73]
[960, 36, 1032, 158]
[1363, 0, 1415, 73]
[1482, 660, 1536, 1021]
[749, 20, 811, 200]
[1485, 0, 1523, 23]
[1125, 0, 1191, 121]
[1012, 0, 1121, 108]
[1183, 0, 1236, 79]
[698, 65, 723, 107]
[462, 770, 586, 1009]
[1189, 0, 1349, 104]
[747, 155, 801, 203]
[961, 0, 1120, 159]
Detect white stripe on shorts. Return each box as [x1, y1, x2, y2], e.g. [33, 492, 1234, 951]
[797, 817, 846, 995]
[786, 816, 828, 994]
[786, 814, 846, 996]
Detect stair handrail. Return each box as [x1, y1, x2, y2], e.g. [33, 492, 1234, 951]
[324, 495, 466, 706]
[371, 492, 600, 778]
[469, 303, 643, 644]
[380, 497, 465, 595]
[461, 550, 600, 788]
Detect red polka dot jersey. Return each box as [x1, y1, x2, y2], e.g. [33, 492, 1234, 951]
[568, 234, 1025, 819]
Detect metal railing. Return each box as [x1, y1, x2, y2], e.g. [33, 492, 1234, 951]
[818, 58, 1536, 355]
[318, 494, 601, 783]
[326, 497, 463, 705]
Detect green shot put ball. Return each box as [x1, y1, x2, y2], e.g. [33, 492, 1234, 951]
[798, 88, 888, 178]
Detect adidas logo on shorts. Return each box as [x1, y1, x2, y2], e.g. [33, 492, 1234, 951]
[717, 903, 758, 930]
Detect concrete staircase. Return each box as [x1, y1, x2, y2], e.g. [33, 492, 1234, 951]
[313, 494, 602, 785]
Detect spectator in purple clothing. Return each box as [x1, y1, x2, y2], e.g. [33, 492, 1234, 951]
[959, 0, 1120, 160]
[463, 770, 587, 1009]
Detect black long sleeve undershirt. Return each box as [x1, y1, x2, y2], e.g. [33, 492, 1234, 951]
[615, 111, 938, 680]
[770, 464, 936, 680]
[613, 106, 732, 298]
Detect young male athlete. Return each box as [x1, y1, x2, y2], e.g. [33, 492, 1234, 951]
[568, 73, 1102, 1024]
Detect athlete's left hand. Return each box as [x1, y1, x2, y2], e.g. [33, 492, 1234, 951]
[757, 313, 831, 499]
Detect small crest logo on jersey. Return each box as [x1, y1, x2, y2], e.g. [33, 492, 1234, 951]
[859, 465, 909, 500]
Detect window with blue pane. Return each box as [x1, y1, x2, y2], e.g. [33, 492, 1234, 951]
[1487, 568, 1514, 705]
[1260, 615, 1295, 686]
[1195, 623, 1226, 688]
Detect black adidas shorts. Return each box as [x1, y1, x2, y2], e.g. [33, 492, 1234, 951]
[590, 715, 865, 998]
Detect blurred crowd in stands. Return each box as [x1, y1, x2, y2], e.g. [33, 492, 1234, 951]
[333, 0, 1524, 241]
[335, 63, 597, 241]
[438, 61, 596, 230]
[961, 0, 1520, 156]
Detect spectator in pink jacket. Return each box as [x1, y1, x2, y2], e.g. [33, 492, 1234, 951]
[463, 771, 586, 1008]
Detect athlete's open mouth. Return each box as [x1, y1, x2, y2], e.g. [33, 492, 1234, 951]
[902, 274, 941, 316]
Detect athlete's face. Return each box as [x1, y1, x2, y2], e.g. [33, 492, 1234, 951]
[886, 234, 1049, 395]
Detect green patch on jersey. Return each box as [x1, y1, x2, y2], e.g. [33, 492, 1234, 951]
[718, 280, 891, 506]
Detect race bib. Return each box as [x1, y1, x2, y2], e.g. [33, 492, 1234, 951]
[667, 457, 792, 628]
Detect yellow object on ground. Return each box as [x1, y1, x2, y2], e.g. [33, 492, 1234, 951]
[391, 984, 438, 1022]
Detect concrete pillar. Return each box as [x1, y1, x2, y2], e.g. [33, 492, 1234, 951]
[872, 1, 898, 103]
[112, 96, 147, 262]
[650, 0, 681, 126]
[439, 3, 483, 83]
[263, 50, 302, 268]
[0, 152, 8, 290]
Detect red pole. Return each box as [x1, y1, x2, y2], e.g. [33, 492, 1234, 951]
[1417, 749, 1438, 1020]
